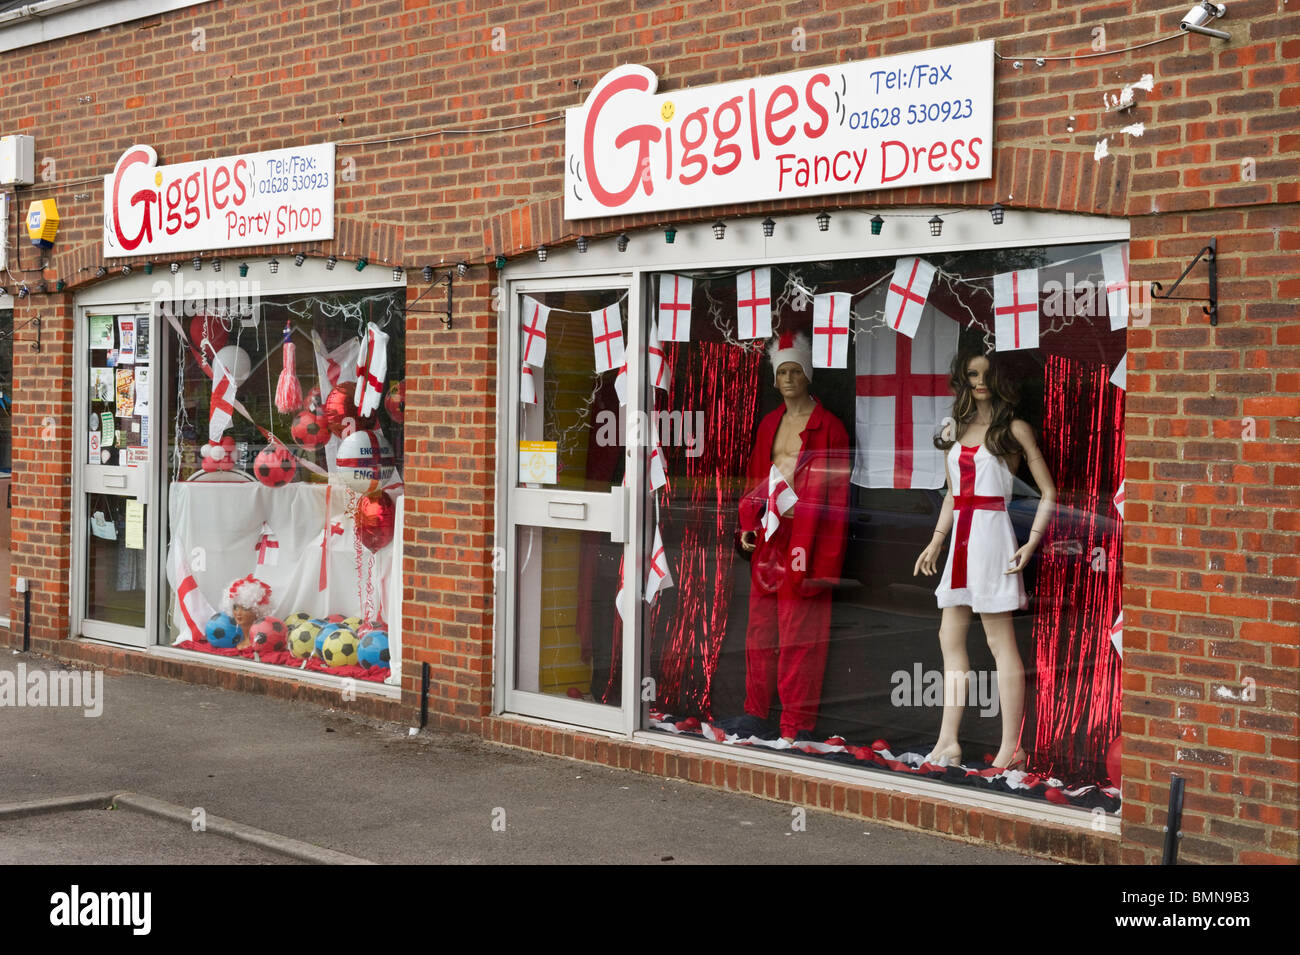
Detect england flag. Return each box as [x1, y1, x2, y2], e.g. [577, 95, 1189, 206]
[812, 292, 851, 369]
[883, 257, 937, 339]
[763, 465, 798, 541]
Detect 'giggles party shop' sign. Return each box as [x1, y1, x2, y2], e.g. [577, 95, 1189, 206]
[103, 143, 335, 257]
[564, 41, 993, 220]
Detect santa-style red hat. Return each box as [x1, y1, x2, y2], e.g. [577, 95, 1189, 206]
[768, 331, 812, 384]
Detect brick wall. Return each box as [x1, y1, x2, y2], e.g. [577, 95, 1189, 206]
[0, 0, 1295, 863]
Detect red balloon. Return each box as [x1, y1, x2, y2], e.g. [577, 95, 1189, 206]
[384, 380, 405, 424]
[1105, 736, 1122, 787]
[322, 385, 375, 436]
[355, 492, 396, 552]
[190, 314, 228, 364]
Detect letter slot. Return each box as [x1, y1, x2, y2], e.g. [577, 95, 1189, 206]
[548, 501, 586, 521]
[105, 473, 126, 488]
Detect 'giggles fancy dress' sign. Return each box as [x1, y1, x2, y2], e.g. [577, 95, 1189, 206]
[103, 142, 335, 257]
[564, 41, 993, 220]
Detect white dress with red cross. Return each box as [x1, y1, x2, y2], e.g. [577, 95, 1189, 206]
[934, 443, 1028, 613]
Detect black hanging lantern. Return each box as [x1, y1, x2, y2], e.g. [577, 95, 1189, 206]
[870, 214, 884, 235]
[928, 215, 944, 237]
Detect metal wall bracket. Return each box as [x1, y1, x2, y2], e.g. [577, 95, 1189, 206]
[1151, 236, 1218, 326]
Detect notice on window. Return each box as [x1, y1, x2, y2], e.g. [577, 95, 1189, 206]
[519, 440, 558, 485]
[88, 314, 114, 350]
[124, 499, 145, 550]
[117, 316, 136, 364]
[88, 430, 100, 463]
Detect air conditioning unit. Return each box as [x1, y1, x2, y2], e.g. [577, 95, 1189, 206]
[0, 135, 35, 186]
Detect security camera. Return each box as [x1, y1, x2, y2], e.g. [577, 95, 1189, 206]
[1181, 2, 1229, 40]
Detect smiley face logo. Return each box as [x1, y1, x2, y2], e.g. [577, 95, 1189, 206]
[660, 100, 675, 122]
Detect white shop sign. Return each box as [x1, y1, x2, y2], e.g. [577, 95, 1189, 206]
[103, 142, 335, 258]
[565, 40, 993, 220]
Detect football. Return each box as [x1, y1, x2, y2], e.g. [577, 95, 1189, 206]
[314, 622, 342, 658]
[341, 616, 362, 633]
[321, 628, 359, 667]
[204, 612, 242, 648]
[253, 443, 298, 488]
[288, 619, 323, 659]
[248, 617, 287, 653]
[357, 630, 390, 669]
[284, 612, 313, 631]
[291, 411, 330, 450]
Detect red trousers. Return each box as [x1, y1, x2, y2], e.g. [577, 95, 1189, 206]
[743, 521, 833, 738]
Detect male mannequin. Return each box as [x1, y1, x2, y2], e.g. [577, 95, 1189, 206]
[738, 332, 850, 742]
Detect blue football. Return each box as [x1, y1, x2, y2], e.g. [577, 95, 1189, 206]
[357, 630, 390, 669]
[205, 612, 242, 648]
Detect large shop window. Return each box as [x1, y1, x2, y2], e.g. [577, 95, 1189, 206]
[626, 242, 1126, 811]
[162, 288, 404, 681]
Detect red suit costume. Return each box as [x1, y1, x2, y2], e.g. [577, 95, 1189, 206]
[738, 398, 850, 738]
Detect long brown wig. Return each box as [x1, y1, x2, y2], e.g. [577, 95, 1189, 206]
[933, 349, 1024, 459]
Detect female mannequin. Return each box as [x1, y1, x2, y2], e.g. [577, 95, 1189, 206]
[913, 352, 1056, 770]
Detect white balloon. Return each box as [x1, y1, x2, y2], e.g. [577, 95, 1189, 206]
[333, 429, 396, 494]
[214, 345, 253, 385]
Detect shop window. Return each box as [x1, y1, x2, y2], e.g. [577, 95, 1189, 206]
[161, 288, 404, 681]
[635, 242, 1126, 810]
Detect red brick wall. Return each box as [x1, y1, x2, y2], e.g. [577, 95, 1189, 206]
[0, 0, 1295, 863]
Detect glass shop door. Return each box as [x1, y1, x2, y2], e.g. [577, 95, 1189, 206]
[74, 305, 158, 647]
[502, 277, 642, 734]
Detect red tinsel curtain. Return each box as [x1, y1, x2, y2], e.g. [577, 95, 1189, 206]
[1031, 354, 1125, 783]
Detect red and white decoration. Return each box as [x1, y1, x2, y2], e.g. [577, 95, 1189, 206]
[648, 441, 668, 491]
[1113, 481, 1125, 520]
[853, 287, 958, 489]
[812, 292, 851, 369]
[169, 546, 215, 645]
[735, 268, 772, 340]
[614, 360, 628, 406]
[1101, 245, 1130, 331]
[645, 523, 673, 603]
[353, 322, 390, 418]
[1110, 352, 1127, 391]
[657, 273, 693, 342]
[520, 296, 551, 368]
[590, 303, 625, 374]
[993, 268, 1040, 352]
[648, 323, 672, 392]
[1109, 611, 1123, 659]
[520, 362, 538, 406]
[335, 429, 396, 495]
[312, 331, 361, 392]
[884, 257, 937, 339]
[762, 464, 798, 541]
[253, 522, 280, 566]
[208, 356, 236, 442]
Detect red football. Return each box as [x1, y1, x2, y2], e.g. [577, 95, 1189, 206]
[253, 443, 298, 487]
[291, 411, 330, 450]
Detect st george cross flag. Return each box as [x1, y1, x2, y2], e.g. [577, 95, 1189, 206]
[645, 523, 674, 603]
[658, 273, 693, 341]
[813, 292, 852, 369]
[520, 362, 538, 406]
[169, 545, 215, 645]
[763, 464, 798, 540]
[648, 322, 672, 392]
[735, 268, 772, 340]
[614, 361, 628, 406]
[1113, 480, 1125, 520]
[520, 296, 551, 368]
[993, 268, 1040, 351]
[253, 521, 280, 567]
[209, 356, 237, 443]
[614, 555, 628, 627]
[852, 283, 958, 489]
[883, 257, 937, 339]
[1110, 351, 1127, 391]
[590, 303, 625, 374]
[353, 322, 390, 417]
[1101, 245, 1130, 331]
[648, 441, 668, 491]
[312, 330, 361, 392]
[1109, 611, 1123, 659]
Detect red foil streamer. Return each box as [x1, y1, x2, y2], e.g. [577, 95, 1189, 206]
[1030, 354, 1125, 784]
[646, 342, 762, 717]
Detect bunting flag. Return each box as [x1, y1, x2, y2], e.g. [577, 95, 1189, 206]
[1101, 245, 1130, 331]
[520, 296, 551, 368]
[614, 361, 628, 406]
[812, 292, 851, 369]
[648, 322, 672, 391]
[520, 362, 538, 405]
[993, 268, 1040, 351]
[648, 441, 668, 491]
[253, 522, 280, 567]
[1113, 481, 1125, 520]
[658, 273, 693, 341]
[590, 303, 625, 374]
[614, 554, 628, 627]
[645, 523, 674, 603]
[762, 464, 798, 541]
[1110, 352, 1127, 391]
[353, 322, 390, 417]
[852, 284, 958, 489]
[170, 546, 215, 644]
[883, 256, 937, 339]
[312, 330, 361, 391]
[735, 268, 772, 340]
[208, 356, 237, 442]
[1109, 611, 1124, 659]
